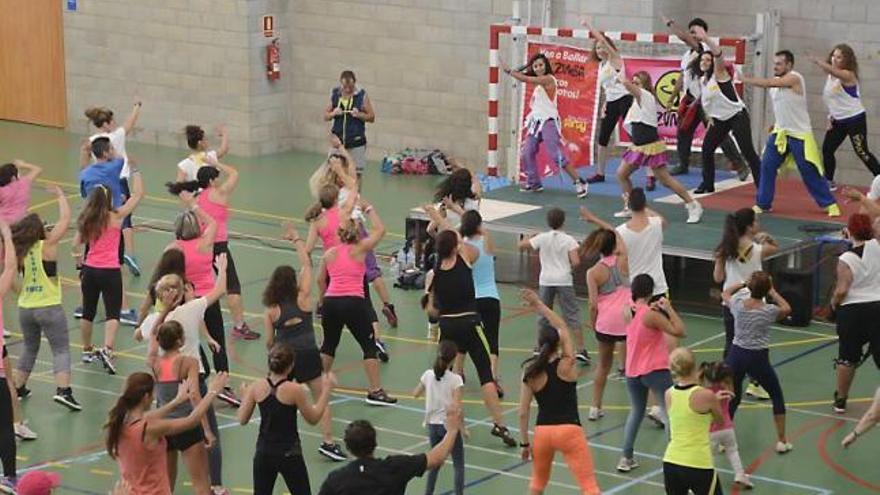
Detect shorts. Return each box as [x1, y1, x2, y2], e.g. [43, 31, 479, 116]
[662, 462, 723, 495]
[835, 301, 880, 367]
[119, 178, 133, 230]
[347, 145, 367, 172]
[438, 314, 494, 385]
[476, 297, 501, 355]
[598, 95, 634, 147]
[80, 266, 123, 321]
[212, 241, 241, 295]
[320, 296, 377, 360]
[290, 348, 323, 383]
[166, 425, 205, 452]
[594, 330, 626, 344]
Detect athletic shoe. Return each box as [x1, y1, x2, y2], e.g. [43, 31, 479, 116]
[73, 306, 84, 319]
[686, 201, 703, 224]
[693, 185, 715, 195]
[16, 386, 31, 400]
[646, 406, 665, 429]
[745, 382, 770, 400]
[833, 391, 847, 414]
[375, 340, 390, 363]
[669, 164, 688, 176]
[232, 323, 261, 341]
[218, 387, 241, 408]
[519, 184, 544, 193]
[575, 179, 589, 199]
[2, 329, 8, 339]
[119, 309, 139, 327]
[587, 407, 604, 421]
[365, 388, 397, 406]
[53, 388, 82, 411]
[0, 477, 17, 494]
[211, 488, 230, 495]
[97, 347, 117, 375]
[123, 254, 142, 277]
[775, 441, 793, 454]
[586, 174, 605, 184]
[827, 203, 841, 217]
[575, 349, 591, 365]
[613, 207, 632, 218]
[490, 424, 517, 447]
[616, 457, 639, 472]
[319, 442, 348, 462]
[494, 380, 505, 399]
[752, 205, 768, 214]
[828, 180, 838, 191]
[646, 176, 657, 192]
[734, 474, 755, 489]
[381, 303, 398, 328]
[14, 421, 37, 441]
[81, 349, 98, 364]
[736, 163, 751, 181]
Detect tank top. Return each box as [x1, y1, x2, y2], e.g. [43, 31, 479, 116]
[533, 359, 581, 426]
[599, 60, 629, 102]
[84, 223, 121, 269]
[839, 239, 880, 305]
[823, 75, 865, 121]
[176, 238, 215, 296]
[19, 241, 62, 308]
[722, 242, 763, 291]
[525, 77, 560, 125]
[325, 244, 366, 298]
[770, 71, 812, 133]
[273, 302, 318, 351]
[465, 237, 499, 300]
[594, 256, 631, 337]
[625, 303, 670, 377]
[701, 75, 745, 121]
[663, 384, 714, 469]
[318, 206, 342, 249]
[117, 419, 171, 495]
[433, 256, 477, 315]
[154, 356, 193, 420]
[256, 377, 301, 454]
[197, 190, 229, 242]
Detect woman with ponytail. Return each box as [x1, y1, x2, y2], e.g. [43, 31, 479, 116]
[177, 124, 229, 182]
[713, 207, 778, 400]
[518, 289, 601, 495]
[238, 344, 336, 495]
[583, 227, 630, 421]
[413, 340, 465, 495]
[106, 371, 228, 494]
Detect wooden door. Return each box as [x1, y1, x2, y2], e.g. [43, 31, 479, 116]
[0, 0, 67, 127]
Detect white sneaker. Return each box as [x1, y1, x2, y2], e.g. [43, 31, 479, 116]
[616, 456, 639, 472]
[646, 406, 665, 429]
[686, 201, 703, 224]
[734, 473, 755, 489]
[575, 180, 589, 199]
[587, 407, 604, 421]
[775, 441, 793, 454]
[14, 421, 37, 441]
[613, 207, 632, 218]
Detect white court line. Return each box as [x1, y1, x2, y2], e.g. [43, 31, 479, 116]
[655, 176, 752, 205]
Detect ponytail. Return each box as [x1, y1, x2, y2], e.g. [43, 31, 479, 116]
[105, 372, 155, 459]
[166, 180, 200, 196]
[433, 341, 458, 380]
[715, 208, 755, 260]
[522, 326, 559, 381]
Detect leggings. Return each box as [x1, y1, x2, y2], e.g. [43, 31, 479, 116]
[598, 96, 634, 147]
[677, 95, 742, 169]
[199, 377, 223, 486]
[0, 378, 15, 477]
[425, 424, 464, 495]
[80, 266, 122, 321]
[663, 462, 723, 495]
[622, 369, 672, 459]
[822, 113, 880, 180]
[438, 314, 494, 385]
[522, 120, 566, 188]
[252, 450, 310, 495]
[475, 297, 500, 356]
[756, 134, 836, 210]
[726, 345, 786, 416]
[530, 424, 600, 494]
[17, 305, 71, 375]
[710, 429, 745, 477]
[702, 111, 761, 187]
[212, 242, 242, 295]
[203, 301, 228, 373]
[320, 296, 377, 359]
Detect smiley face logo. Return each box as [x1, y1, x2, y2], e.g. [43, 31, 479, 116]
[655, 70, 680, 110]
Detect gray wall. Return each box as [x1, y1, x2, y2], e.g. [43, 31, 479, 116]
[62, 0, 880, 184]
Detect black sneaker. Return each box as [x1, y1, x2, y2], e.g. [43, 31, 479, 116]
[218, 387, 242, 408]
[16, 386, 31, 400]
[491, 424, 517, 447]
[53, 388, 82, 411]
[833, 391, 847, 414]
[693, 185, 715, 195]
[318, 442, 348, 462]
[97, 347, 117, 375]
[585, 174, 605, 184]
[575, 349, 591, 365]
[375, 340, 390, 363]
[73, 306, 84, 319]
[365, 388, 397, 406]
[381, 304, 398, 328]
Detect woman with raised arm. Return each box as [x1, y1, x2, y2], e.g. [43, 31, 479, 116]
[0, 159, 42, 223]
[177, 124, 230, 182]
[0, 220, 21, 491]
[12, 187, 80, 411]
[500, 54, 588, 197]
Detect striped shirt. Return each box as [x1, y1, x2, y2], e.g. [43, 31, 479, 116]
[730, 292, 780, 350]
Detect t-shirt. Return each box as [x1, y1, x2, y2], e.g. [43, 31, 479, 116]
[838, 240, 880, 305]
[166, 297, 209, 373]
[867, 175, 880, 201]
[177, 150, 218, 182]
[529, 230, 579, 286]
[419, 369, 463, 426]
[79, 159, 125, 208]
[616, 217, 667, 295]
[90, 127, 129, 178]
[680, 42, 709, 98]
[729, 291, 780, 350]
[0, 179, 33, 223]
[318, 454, 427, 495]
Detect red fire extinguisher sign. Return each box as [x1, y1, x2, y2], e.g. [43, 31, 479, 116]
[262, 15, 274, 37]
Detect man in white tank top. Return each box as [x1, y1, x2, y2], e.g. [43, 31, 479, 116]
[742, 51, 840, 217]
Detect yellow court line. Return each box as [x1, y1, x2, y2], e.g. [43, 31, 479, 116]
[26, 193, 80, 212]
[692, 335, 838, 353]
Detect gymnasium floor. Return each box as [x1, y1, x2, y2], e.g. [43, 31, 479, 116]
[0, 120, 877, 494]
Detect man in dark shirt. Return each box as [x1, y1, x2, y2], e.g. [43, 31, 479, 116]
[319, 407, 462, 495]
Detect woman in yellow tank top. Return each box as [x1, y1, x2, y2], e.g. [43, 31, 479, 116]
[663, 348, 733, 495]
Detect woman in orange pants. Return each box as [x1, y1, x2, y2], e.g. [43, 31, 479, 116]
[518, 289, 601, 494]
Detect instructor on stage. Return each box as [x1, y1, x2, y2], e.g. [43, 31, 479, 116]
[325, 70, 376, 175]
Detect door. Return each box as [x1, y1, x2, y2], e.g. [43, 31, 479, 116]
[0, 0, 67, 127]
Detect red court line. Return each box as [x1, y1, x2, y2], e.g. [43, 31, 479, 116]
[817, 419, 880, 492]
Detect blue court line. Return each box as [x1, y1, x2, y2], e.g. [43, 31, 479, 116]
[439, 459, 530, 495]
[587, 422, 625, 440]
[772, 340, 838, 368]
[603, 468, 664, 494]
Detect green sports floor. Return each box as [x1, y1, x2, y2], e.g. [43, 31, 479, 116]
[0, 120, 877, 494]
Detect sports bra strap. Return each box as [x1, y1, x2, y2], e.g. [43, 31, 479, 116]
[266, 377, 288, 393]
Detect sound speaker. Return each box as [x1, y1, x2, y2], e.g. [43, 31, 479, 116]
[775, 269, 813, 327]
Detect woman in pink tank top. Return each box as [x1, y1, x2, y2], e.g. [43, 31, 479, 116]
[316, 199, 396, 406]
[106, 371, 227, 495]
[584, 228, 631, 421]
[77, 171, 143, 375]
[618, 273, 685, 472]
[0, 159, 41, 224]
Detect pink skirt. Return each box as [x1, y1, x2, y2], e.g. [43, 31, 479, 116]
[622, 141, 668, 169]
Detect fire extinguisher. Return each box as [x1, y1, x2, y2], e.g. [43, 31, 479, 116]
[266, 38, 280, 81]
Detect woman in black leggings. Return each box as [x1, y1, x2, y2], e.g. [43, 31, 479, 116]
[0, 221, 19, 490]
[238, 344, 335, 495]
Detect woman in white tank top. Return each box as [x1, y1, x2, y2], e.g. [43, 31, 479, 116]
[811, 44, 880, 186]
